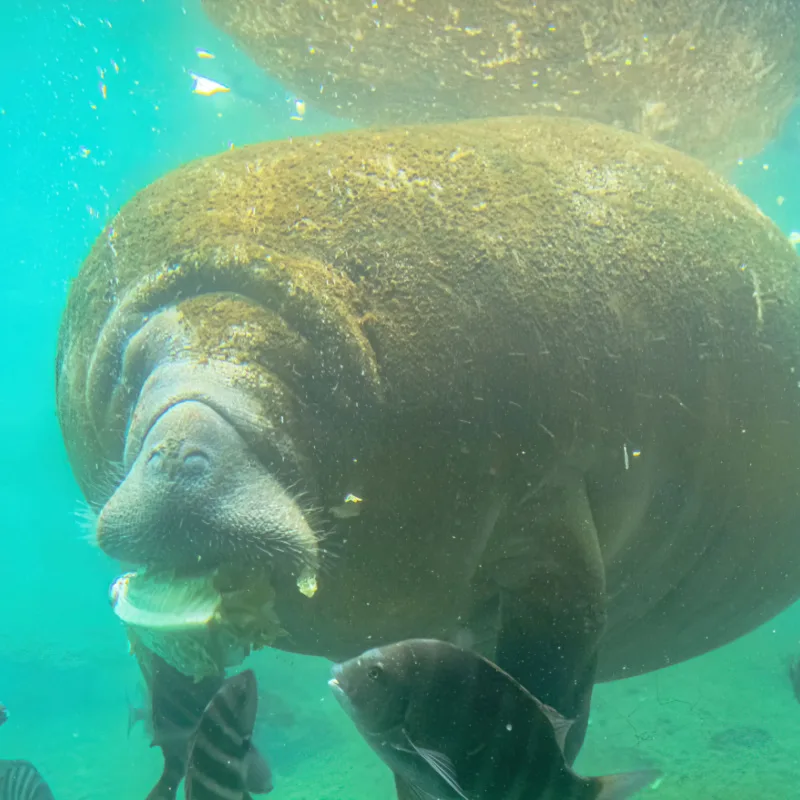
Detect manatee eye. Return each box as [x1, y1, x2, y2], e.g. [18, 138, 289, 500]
[367, 665, 384, 681]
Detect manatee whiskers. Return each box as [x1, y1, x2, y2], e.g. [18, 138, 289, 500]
[246, 532, 316, 574]
[103, 457, 126, 485]
[81, 457, 127, 504]
[312, 527, 345, 579]
[73, 500, 101, 548]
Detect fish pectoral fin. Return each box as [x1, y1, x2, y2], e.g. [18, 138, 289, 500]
[145, 755, 184, 800]
[244, 745, 273, 793]
[403, 731, 468, 800]
[394, 774, 437, 800]
[594, 769, 662, 800]
[530, 696, 575, 755]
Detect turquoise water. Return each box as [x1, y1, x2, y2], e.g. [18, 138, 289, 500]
[1, 2, 799, 798]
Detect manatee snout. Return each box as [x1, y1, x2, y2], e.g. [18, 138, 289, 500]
[96, 400, 318, 575]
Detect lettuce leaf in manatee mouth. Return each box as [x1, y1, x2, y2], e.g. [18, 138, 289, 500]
[109, 565, 303, 680]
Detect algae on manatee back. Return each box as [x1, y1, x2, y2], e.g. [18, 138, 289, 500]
[201, 0, 800, 173]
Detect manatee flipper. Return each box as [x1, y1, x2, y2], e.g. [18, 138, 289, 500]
[483, 465, 606, 764]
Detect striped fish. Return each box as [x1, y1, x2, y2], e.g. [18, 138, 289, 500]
[184, 670, 272, 799]
[0, 760, 55, 800]
[136, 650, 225, 800]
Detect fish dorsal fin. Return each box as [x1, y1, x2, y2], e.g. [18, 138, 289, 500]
[531, 696, 574, 755]
[403, 731, 468, 800]
[595, 769, 662, 799]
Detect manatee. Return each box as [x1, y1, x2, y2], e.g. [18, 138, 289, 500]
[57, 116, 800, 763]
[200, 0, 800, 173]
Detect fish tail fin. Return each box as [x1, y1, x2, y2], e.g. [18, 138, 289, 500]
[144, 756, 184, 800]
[593, 769, 662, 799]
[244, 744, 273, 793]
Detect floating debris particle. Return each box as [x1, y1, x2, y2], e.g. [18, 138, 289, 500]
[330, 493, 365, 519]
[297, 568, 318, 598]
[291, 98, 306, 121]
[190, 73, 230, 96]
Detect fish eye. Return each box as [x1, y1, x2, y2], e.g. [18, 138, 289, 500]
[367, 665, 384, 681]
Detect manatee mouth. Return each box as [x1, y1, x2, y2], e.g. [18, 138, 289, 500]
[95, 400, 319, 579]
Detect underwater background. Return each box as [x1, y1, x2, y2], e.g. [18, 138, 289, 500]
[1, 1, 799, 798]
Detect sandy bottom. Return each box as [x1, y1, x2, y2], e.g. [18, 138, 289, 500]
[2, 603, 799, 800]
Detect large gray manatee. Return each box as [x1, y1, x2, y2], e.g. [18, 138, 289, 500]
[56, 116, 800, 763]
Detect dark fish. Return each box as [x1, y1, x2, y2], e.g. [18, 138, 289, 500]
[0, 760, 56, 800]
[787, 654, 800, 703]
[133, 651, 270, 800]
[134, 649, 225, 800]
[330, 639, 661, 800]
[0, 704, 8, 728]
[185, 669, 273, 799]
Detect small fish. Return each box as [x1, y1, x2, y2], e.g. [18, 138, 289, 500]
[0, 760, 55, 800]
[133, 650, 269, 800]
[0, 703, 8, 727]
[185, 669, 273, 798]
[330, 639, 661, 800]
[259, 690, 296, 730]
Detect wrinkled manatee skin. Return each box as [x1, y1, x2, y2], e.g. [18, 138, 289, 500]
[56, 116, 800, 688]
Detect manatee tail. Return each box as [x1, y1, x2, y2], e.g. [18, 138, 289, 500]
[593, 769, 662, 799]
